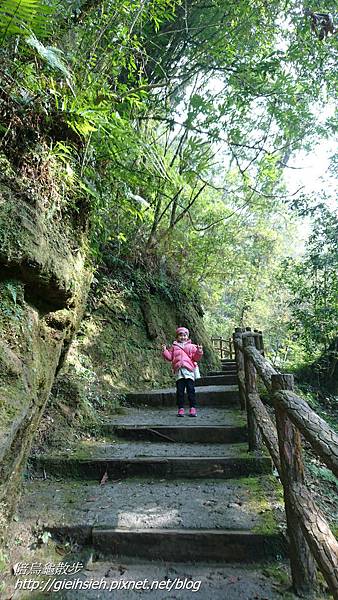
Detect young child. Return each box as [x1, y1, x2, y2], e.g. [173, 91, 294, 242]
[162, 327, 203, 417]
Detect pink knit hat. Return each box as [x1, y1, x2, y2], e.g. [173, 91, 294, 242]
[176, 326, 189, 336]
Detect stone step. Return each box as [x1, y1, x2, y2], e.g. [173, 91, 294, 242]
[21, 475, 284, 543]
[221, 364, 237, 371]
[101, 406, 246, 428]
[208, 369, 237, 377]
[93, 528, 285, 562]
[48, 526, 285, 563]
[31, 451, 272, 480]
[196, 375, 237, 386]
[107, 425, 247, 443]
[34, 557, 290, 599]
[220, 366, 236, 370]
[221, 359, 236, 365]
[126, 385, 239, 407]
[59, 440, 252, 459]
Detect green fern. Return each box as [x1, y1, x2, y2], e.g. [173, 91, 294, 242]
[0, 0, 53, 40]
[26, 35, 72, 81]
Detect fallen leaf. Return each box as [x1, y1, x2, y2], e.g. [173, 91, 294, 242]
[100, 471, 108, 485]
[119, 564, 127, 575]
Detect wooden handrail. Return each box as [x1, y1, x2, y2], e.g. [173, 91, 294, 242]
[238, 343, 338, 475]
[274, 390, 338, 478]
[289, 482, 338, 595]
[243, 345, 276, 391]
[211, 336, 235, 359]
[232, 327, 338, 599]
[248, 392, 281, 475]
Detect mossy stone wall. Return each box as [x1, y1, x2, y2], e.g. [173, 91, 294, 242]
[0, 173, 92, 535]
[47, 267, 220, 441]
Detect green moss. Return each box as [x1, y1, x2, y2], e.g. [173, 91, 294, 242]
[240, 475, 283, 535]
[0, 549, 8, 574]
[263, 564, 289, 586]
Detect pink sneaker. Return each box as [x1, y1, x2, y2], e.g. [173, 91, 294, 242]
[177, 408, 185, 417]
[189, 407, 197, 417]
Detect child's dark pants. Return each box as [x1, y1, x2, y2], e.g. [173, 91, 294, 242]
[176, 378, 196, 408]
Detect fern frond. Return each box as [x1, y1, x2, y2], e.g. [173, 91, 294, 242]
[26, 35, 72, 81]
[0, 0, 54, 40]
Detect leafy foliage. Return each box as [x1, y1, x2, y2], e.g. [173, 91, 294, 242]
[0, 0, 337, 371]
[26, 35, 72, 80]
[0, 0, 53, 40]
[279, 205, 338, 367]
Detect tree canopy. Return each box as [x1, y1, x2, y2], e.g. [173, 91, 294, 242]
[0, 0, 337, 370]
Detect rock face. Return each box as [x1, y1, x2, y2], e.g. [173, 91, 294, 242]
[0, 172, 92, 530]
[46, 262, 220, 431]
[0, 170, 219, 538]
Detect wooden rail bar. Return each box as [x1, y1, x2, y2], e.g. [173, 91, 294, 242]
[248, 393, 281, 476]
[240, 333, 337, 473]
[244, 346, 276, 391]
[275, 390, 338, 478]
[289, 482, 338, 599]
[272, 374, 317, 595]
[243, 333, 262, 450]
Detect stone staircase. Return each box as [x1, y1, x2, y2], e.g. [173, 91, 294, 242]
[20, 359, 287, 598]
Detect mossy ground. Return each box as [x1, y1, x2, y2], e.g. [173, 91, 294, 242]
[240, 474, 284, 536]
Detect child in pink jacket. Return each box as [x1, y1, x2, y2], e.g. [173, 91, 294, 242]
[162, 326, 203, 417]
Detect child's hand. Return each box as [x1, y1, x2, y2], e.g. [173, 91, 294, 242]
[161, 344, 167, 352]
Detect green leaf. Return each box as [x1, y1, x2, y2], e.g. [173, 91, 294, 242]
[26, 35, 72, 81]
[0, 0, 53, 39]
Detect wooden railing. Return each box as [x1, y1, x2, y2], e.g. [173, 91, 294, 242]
[232, 327, 338, 599]
[211, 336, 235, 359]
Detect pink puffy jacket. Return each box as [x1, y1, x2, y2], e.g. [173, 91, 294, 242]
[162, 340, 203, 372]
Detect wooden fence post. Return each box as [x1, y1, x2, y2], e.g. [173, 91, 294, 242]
[233, 328, 246, 411]
[231, 337, 235, 359]
[220, 336, 224, 359]
[259, 330, 265, 356]
[253, 329, 260, 351]
[272, 374, 317, 595]
[243, 331, 262, 450]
